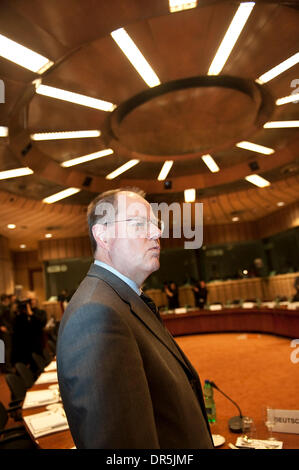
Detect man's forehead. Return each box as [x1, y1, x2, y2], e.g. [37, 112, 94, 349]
[116, 191, 151, 216]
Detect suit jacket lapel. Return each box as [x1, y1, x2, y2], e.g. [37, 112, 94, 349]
[87, 264, 193, 376]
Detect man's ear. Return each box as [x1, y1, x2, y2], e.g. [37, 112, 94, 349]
[92, 224, 109, 250]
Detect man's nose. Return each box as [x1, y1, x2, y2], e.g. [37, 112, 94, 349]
[147, 221, 162, 239]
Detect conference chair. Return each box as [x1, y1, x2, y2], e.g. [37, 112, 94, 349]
[5, 374, 26, 406]
[42, 347, 53, 365]
[47, 339, 56, 356]
[15, 363, 35, 389]
[31, 352, 46, 375]
[0, 402, 36, 449]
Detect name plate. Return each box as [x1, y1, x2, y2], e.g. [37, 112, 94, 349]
[209, 304, 222, 311]
[273, 409, 299, 434]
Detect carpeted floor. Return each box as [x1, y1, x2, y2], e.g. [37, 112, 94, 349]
[176, 332, 299, 448]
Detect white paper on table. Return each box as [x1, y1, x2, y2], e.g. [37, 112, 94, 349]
[44, 361, 57, 372]
[24, 409, 69, 438]
[236, 437, 283, 449]
[22, 389, 60, 409]
[34, 372, 58, 385]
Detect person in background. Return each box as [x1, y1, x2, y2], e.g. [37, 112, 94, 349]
[292, 276, 299, 302]
[193, 280, 208, 309]
[0, 294, 14, 372]
[28, 298, 47, 356]
[164, 281, 179, 310]
[57, 188, 213, 449]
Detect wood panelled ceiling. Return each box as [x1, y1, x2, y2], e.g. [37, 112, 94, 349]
[0, 0, 298, 250]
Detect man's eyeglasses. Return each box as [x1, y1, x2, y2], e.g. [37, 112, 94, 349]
[104, 217, 164, 234]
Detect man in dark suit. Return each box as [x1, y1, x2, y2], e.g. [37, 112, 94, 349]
[57, 188, 213, 449]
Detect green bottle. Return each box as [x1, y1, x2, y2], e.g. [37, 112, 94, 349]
[203, 380, 216, 423]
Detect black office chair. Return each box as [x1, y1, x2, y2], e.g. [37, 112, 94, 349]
[0, 402, 36, 449]
[15, 363, 35, 389]
[5, 374, 26, 406]
[47, 339, 56, 356]
[31, 352, 46, 374]
[42, 347, 53, 365]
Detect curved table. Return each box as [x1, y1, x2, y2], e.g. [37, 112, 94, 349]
[161, 308, 299, 338]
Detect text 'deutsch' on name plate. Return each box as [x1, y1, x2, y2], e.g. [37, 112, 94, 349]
[273, 409, 299, 434]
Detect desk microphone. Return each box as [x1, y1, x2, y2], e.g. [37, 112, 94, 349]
[206, 380, 244, 433]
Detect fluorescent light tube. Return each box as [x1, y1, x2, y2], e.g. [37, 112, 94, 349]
[157, 161, 174, 181]
[263, 121, 299, 128]
[276, 93, 299, 106]
[42, 188, 81, 204]
[31, 130, 101, 140]
[256, 52, 299, 84]
[61, 149, 114, 167]
[245, 174, 270, 187]
[201, 154, 220, 173]
[0, 33, 53, 74]
[207, 2, 255, 76]
[111, 28, 161, 88]
[184, 188, 196, 203]
[236, 141, 274, 155]
[0, 126, 8, 137]
[35, 83, 116, 112]
[105, 160, 140, 180]
[169, 1, 198, 13]
[0, 167, 33, 180]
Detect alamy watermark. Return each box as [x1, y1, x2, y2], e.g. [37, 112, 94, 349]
[290, 339, 299, 364]
[0, 339, 4, 363]
[0, 79, 4, 103]
[94, 194, 203, 249]
[290, 78, 299, 104]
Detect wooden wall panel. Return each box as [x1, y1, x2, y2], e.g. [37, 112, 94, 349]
[147, 273, 299, 308]
[38, 236, 92, 261]
[0, 235, 14, 294]
[257, 201, 299, 239]
[12, 250, 43, 298]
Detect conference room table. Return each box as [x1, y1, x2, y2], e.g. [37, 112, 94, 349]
[21, 306, 299, 449]
[161, 306, 299, 339]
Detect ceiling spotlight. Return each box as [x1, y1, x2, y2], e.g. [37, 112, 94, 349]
[184, 188, 196, 203]
[61, 149, 114, 167]
[169, 1, 198, 13]
[0, 33, 53, 74]
[245, 174, 271, 188]
[111, 28, 161, 88]
[277, 201, 285, 207]
[45, 233, 53, 238]
[232, 216, 239, 222]
[0, 167, 33, 180]
[31, 130, 101, 140]
[35, 83, 116, 112]
[20, 244, 26, 249]
[256, 52, 299, 84]
[7, 224, 16, 229]
[0, 126, 8, 137]
[263, 121, 299, 128]
[105, 160, 140, 180]
[236, 141, 274, 155]
[276, 93, 299, 106]
[157, 161, 174, 181]
[207, 2, 255, 76]
[42, 188, 81, 204]
[201, 154, 220, 173]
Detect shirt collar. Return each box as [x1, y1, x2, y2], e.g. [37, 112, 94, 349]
[94, 260, 141, 296]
